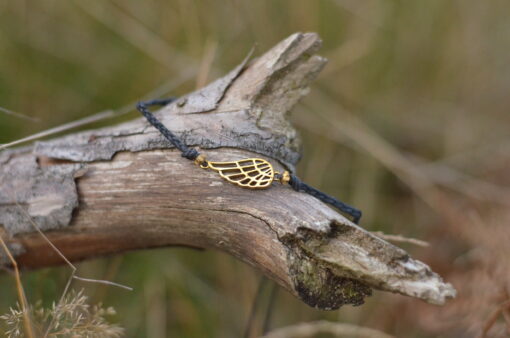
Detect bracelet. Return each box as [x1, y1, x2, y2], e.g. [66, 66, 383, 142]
[136, 98, 362, 224]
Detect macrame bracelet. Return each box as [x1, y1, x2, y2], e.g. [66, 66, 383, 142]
[136, 99, 362, 224]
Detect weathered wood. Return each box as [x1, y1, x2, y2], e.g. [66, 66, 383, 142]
[0, 33, 455, 309]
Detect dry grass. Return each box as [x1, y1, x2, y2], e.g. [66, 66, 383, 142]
[1, 0, 509, 337]
[1, 289, 124, 338]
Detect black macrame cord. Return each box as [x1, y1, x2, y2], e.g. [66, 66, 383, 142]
[137, 98, 200, 161]
[136, 99, 362, 224]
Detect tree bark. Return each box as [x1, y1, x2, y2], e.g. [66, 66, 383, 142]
[0, 33, 455, 310]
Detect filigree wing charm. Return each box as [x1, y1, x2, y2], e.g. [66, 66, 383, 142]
[207, 158, 275, 189]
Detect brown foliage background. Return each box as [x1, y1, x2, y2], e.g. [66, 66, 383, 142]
[1, 1, 509, 337]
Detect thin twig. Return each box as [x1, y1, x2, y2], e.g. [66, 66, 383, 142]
[0, 110, 115, 150]
[244, 276, 268, 338]
[480, 299, 510, 338]
[0, 106, 40, 122]
[262, 282, 278, 335]
[294, 98, 510, 206]
[260, 320, 394, 338]
[372, 231, 429, 247]
[0, 236, 35, 338]
[196, 38, 218, 89]
[72, 276, 133, 291]
[73, 0, 193, 71]
[0, 72, 193, 150]
[12, 200, 132, 338]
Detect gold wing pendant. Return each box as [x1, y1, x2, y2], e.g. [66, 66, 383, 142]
[207, 158, 275, 189]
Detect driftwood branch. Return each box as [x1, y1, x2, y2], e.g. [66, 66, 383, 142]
[0, 33, 455, 310]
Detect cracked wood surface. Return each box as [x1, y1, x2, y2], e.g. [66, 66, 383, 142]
[0, 33, 455, 309]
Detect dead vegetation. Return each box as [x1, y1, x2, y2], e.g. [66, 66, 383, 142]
[1, 1, 509, 337]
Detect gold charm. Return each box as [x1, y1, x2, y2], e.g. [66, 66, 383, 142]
[205, 158, 275, 189]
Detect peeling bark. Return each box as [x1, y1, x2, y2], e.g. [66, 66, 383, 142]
[0, 154, 82, 234]
[0, 33, 455, 309]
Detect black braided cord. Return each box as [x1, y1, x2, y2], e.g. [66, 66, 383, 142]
[136, 98, 200, 160]
[137, 98, 362, 224]
[288, 174, 362, 224]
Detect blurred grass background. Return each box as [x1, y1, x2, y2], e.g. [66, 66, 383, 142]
[1, 1, 510, 337]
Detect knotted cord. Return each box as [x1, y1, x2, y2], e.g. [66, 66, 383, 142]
[137, 99, 362, 224]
